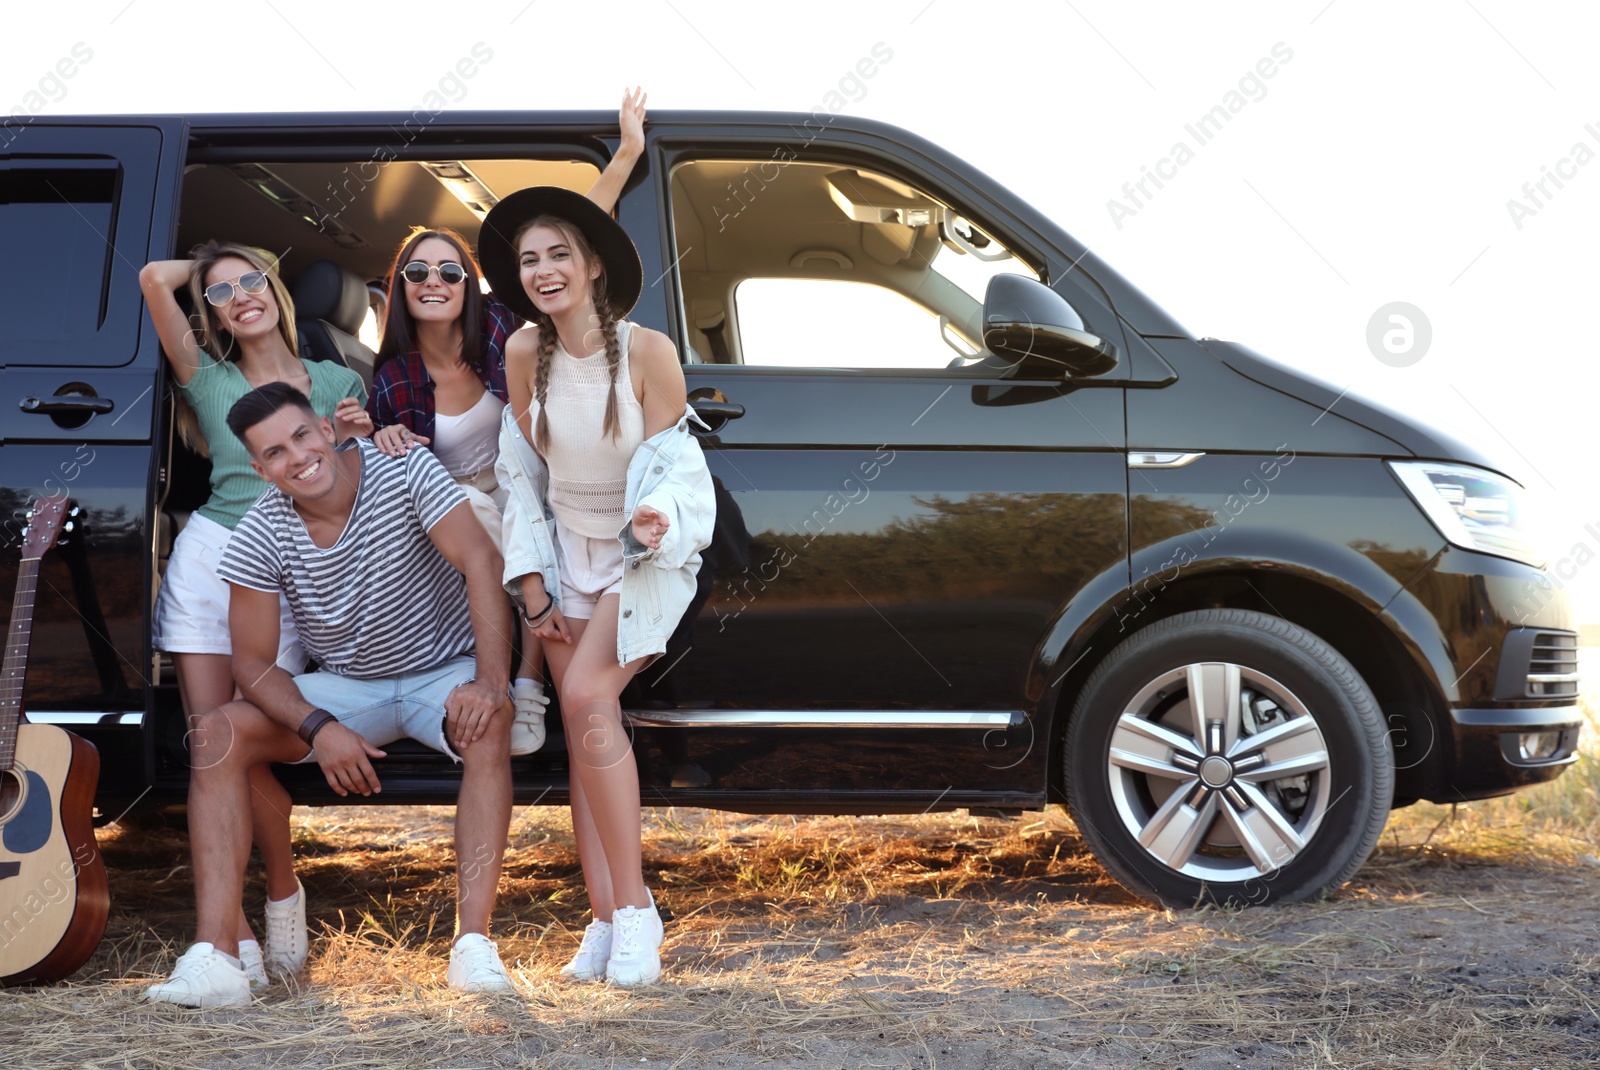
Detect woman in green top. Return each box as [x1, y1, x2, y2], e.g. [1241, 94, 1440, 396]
[140, 241, 370, 989]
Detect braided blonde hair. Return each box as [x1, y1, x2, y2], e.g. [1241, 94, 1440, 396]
[515, 215, 624, 455]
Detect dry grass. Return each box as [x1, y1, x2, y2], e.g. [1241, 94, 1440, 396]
[3, 703, 1598, 1068]
[1381, 694, 1600, 865]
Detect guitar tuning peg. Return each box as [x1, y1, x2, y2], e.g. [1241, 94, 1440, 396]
[20, 525, 29, 539]
[62, 521, 76, 534]
[67, 506, 83, 518]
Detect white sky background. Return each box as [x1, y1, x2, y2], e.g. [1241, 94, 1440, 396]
[8, 0, 1600, 617]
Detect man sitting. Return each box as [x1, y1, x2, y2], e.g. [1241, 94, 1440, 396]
[147, 381, 517, 1007]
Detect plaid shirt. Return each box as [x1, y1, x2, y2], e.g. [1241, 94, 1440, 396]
[366, 293, 520, 442]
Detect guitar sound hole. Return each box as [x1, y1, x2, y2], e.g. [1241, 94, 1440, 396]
[0, 768, 24, 825]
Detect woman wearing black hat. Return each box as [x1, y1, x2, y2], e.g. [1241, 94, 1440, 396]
[485, 185, 716, 987]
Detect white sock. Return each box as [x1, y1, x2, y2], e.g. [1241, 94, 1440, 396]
[514, 677, 542, 692]
[268, 885, 300, 908]
[220, 950, 243, 968]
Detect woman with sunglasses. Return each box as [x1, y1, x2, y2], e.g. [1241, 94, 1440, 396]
[365, 88, 648, 757]
[139, 240, 371, 989]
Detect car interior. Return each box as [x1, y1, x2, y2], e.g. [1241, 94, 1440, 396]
[667, 158, 1038, 370]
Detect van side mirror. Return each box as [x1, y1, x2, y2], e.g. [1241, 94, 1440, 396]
[981, 274, 1118, 378]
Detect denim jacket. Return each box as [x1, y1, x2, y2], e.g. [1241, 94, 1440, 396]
[496, 403, 716, 666]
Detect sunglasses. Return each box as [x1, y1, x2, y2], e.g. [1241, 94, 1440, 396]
[401, 260, 467, 286]
[204, 270, 270, 307]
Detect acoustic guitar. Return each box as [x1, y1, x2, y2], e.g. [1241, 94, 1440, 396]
[0, 495, 110, 985]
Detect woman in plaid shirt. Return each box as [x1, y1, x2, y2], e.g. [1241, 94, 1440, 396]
[366, 88, 648, 756]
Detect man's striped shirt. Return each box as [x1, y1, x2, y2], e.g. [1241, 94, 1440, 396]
[219, 439, 473, 679]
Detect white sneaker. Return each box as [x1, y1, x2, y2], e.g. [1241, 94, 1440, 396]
[145, 943, 252, 1008]
[605, 898, 663, 987]
[509, 683, 548, 756]
[238, 939, 267, 991]
[263, 880, 308, 979]
[448, 933, 516, 993]
[559, 919, 613, 981]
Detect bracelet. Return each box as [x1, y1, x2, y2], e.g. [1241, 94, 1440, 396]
[521, 592, 556, 628]
[297, 708, 338, 745]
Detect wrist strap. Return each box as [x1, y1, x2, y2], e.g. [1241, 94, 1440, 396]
[521, 592, 556, 628]
[298, 708, 338, 745]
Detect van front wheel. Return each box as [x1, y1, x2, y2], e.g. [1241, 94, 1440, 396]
[1065, 609, 1392, 907]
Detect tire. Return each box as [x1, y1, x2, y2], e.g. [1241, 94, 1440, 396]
[1065, 609, 1392, 907]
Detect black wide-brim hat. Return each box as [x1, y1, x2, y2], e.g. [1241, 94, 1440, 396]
[478, 185, 643, 324]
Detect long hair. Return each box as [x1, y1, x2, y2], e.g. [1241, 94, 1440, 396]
[513, 214, 623, 456]
[174, 241, 297, 456]
[374, 226, 486, 376]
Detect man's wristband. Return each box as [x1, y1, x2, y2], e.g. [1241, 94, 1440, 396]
[298, 708, 338, 745]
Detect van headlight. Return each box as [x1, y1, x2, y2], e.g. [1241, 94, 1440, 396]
[1387, 461, 1546, 568]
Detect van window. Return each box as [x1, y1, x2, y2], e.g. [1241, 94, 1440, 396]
[0, 166, 118, 350]
[668, 158, 1039, 370]
[734, 277, 947, 369]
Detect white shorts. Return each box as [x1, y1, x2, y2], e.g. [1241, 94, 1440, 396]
[555, 521, 624, 621]
[153, 512, 306, 670]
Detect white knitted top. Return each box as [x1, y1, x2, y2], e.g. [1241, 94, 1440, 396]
[536, 319, 646, 538]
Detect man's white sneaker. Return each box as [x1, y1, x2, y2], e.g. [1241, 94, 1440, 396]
[559, 918, 613, 981]
[509, 683, 548, 755]
[448, 933, 517, 993]
[145, 943, 252, 1008]
[605, 900, 663, 987]
[238, 939, 267, 991]
[263, 879, 308, 979]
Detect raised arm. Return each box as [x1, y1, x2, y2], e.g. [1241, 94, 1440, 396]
[139, 259, 207, 385]
[584, 87, 647, 215]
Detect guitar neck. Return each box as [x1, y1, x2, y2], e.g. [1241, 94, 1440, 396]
[0, 557, 39, 772]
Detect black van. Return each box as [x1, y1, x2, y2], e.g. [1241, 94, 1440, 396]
[1, 110, 1582, 908]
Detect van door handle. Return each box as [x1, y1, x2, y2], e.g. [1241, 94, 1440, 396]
[689, 400, 744, 421]
[21, 396, 116, 415]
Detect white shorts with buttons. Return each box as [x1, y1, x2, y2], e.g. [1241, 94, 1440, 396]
[153, 512, 307, 670]
[554, 521, 624, 621]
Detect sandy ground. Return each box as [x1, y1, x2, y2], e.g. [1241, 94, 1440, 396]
[3, 801, 1598, 1070]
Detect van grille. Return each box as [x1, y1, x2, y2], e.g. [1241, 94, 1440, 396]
[1526, 631, 1579, 698]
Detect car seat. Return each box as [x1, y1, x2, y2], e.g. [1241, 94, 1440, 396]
[293, 259, 377, 391]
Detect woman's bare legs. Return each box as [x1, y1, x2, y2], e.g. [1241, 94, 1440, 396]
[540, 595, 650, 917]
[566, 760, 618, 919]
[174, 651, 299, 945]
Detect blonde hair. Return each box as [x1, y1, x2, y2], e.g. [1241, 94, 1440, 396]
[514, 215, 622, 456]
[173, 242, 298, 455]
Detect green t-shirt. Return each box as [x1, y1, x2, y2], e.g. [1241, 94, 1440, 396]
[180, 357, 367, 529]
